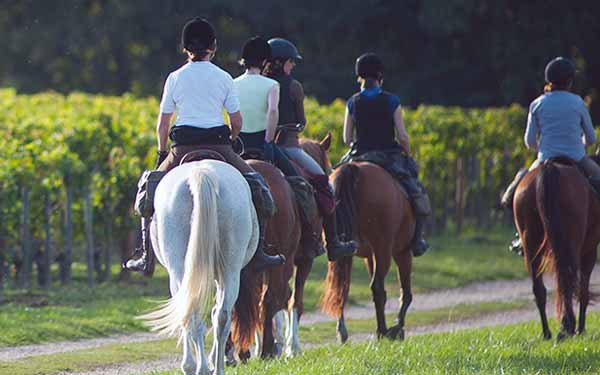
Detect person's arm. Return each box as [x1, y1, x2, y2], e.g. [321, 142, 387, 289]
[157, 74, 176, 152]
[524, 103, 539, 151]
[343, 107, 355, 146]
[228, 111, 243, 140]
[157, 113, 173, 151]
[290, 80, 307, 128]
[393, 106, 410, 154]
[265, 83, 280, 142]
[580, 100, 596, 146]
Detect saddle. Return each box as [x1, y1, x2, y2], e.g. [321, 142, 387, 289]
[240, 147, 264, 161]
[179, 150, 226, 165]
[135, 149, 227, 218]
[338, 146, 431, 216]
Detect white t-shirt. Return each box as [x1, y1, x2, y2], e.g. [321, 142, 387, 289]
[159, 61, 240, 129]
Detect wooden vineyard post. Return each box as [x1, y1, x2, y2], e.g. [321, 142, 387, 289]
[454, 158, 465, 234]
[18, 185, 32, 289]
[61, 176, 73, 285]
[43, 192, 52, 289]
[84, 184, 95, 287]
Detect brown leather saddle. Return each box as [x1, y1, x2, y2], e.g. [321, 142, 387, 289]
[179, 150, 226, 165]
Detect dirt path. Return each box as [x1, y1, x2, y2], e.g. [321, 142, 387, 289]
[2, 268, 599, 365]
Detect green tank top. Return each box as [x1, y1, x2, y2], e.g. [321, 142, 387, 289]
[233, 73, 278, 133]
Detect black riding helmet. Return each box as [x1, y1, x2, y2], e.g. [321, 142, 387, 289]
[241, 36, 271, 68]
[355, 53, 384, 80]
[267, 38, 302, 62]
[181, 17, 216, 53]
[545, 57, 576, 85]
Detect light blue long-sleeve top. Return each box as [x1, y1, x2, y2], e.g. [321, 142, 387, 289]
[524, 91, 596, 161]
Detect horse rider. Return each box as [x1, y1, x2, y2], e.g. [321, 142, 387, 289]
[234, 36, 300, 178]
[340, 53, 430, 257]
[265, 37, 357, 261]
[501, 56, 600, 252]
[123, 18, 285, 275]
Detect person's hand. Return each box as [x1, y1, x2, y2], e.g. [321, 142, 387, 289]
[264, 142, 275, 164]
[156, 150, 168, 169]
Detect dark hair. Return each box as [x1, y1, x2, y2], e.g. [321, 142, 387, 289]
[181, 18, 216, 61]
[265, 58, 286, 77]
[240, 36, 271, 69]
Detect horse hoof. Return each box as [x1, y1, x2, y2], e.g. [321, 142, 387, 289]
[385, 325, 405, 341]
[577, 329, 586, 336]
[337, 322, 349, 344]
[542, 331, 552, 340]
[556, 331, 573, 342]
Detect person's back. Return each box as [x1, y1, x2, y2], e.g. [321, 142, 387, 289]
[163, 61, 237, 129]
[234, 73, 278, 133]
[526, 90, 595, 162]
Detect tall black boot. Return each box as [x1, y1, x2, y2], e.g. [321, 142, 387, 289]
[500, 168, 528, 209]
[323, 212, 357, 262]
[123, 217, 155, 276]
[411, 217, 430, 257]
[244, 172, 286, 272]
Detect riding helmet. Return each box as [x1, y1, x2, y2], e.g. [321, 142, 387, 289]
[355, 53, 384, 79]
[267, 38, 302, 62]
[544, 57, 576, 84]
[181, 17, 216, 52]
[241, 36, 272, 67]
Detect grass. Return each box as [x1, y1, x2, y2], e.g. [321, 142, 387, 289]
[0, 300, 534, 375]
[144, 314, 600, 375]
[0, 227, 526, 347]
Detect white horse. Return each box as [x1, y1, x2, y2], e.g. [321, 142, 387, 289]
[142, 160, 258, 375]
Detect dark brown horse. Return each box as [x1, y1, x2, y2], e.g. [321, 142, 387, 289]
[230, 157, 323, 359]
[308, 138, 415, 342]
[514, 158, 600, 340]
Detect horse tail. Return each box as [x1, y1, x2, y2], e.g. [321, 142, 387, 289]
[231, 265, 262, 353]
[142, 168, 222, 337]
[536, 162, 579, 317]
[321, 163, 359, 317]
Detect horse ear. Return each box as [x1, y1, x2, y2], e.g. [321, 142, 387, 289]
[320, 132, 332, 151]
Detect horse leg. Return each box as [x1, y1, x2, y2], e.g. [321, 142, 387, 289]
[368, 253, 391, 338]
[529, 255, 552, 340]
[211, 276, 238, 375]
[387, 249, 412, 340]
[272, 309, 287, 357]
[287, 257, 314, 355]
[261, 293, 276, 358]
[578, 248, 597, 335]
[188, 315, 210, 375]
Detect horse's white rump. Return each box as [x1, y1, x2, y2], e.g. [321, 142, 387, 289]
[145, 160, 258, 375]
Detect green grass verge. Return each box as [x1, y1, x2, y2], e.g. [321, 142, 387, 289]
[0, 227, 526, 347]
[160, 314, 600, 375]
[0, 300, 532, 375]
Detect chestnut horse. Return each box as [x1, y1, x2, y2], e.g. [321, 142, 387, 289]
[514, 158, 600, 340]
[230, 157, 322, 359]
[310, 139, 415, 342]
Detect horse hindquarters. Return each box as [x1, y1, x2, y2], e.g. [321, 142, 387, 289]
[536, 163, 583, 339]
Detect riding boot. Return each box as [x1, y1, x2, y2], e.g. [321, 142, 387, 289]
[509, 232, 524, 256]
[411, 217, 430, 257]
[243, 172, 286, 272]
[123, 217, 155, 276]
[500, 168, 528, 209]
[323, 211, 357, 262]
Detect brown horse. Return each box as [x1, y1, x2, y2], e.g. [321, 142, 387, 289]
[514, 158, 600, 340]
[230, 157, 323, 359]
[307, 137, 415, 342]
